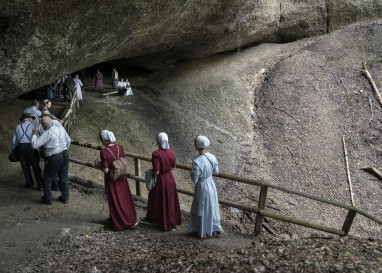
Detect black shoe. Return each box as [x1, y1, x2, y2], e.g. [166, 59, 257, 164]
[41, 196, 53, 205]
[58, 196, 68, 204]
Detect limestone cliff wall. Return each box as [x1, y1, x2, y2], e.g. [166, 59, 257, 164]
[1, 0, 382, 98]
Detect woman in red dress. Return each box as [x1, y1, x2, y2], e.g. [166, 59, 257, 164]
[141, 132, 182, 231]
[98, 130, 137, 231]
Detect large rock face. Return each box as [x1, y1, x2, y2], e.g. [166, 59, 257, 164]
[1, 0, 382, 98]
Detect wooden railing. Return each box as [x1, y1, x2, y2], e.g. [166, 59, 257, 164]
[70, 140, 382, 236]
[60, 91, 80, 133]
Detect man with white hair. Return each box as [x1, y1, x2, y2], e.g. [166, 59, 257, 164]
[31, 116, 71, 205]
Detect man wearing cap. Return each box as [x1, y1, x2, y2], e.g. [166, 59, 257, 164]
[12, 112, 42, 190]
[32, 116, 71, 205]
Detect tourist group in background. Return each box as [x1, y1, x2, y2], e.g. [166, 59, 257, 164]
[45, 74, 84, 103]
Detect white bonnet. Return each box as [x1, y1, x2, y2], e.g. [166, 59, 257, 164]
[195, 135, 210, 149]
[100, 130, 116, 143]
[157, 132, 170, 149]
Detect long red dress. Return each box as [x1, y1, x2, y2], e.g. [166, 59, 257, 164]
[100, 144, 137, 231]
[145, 148, 182, 231]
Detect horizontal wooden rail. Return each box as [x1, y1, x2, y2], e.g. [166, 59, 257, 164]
[70, 140, 382, 235]
[69, 158, 353, 236]
[70, 140, 362, 211]
[102, 91, 119, 97]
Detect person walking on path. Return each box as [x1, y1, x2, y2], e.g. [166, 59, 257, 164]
[94, 70, 104, 92]
[96, 130, 138, 231]
[188, 135, 222, 238]
[31, 116, 71, 205]
[112, 68, 118, 89]
[40, 100, 62, 123]
[12, 112, 42, 190]
[24, 100, 41, 125]
[46, 82, 55, 100]
[64, 75, 75, 101]
[73, 74, 84, 103]
[140, 132, 182, 231]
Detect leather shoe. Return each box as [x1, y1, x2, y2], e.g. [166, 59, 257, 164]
[58, 196, 68, 204]
[41, 196, 53, 205]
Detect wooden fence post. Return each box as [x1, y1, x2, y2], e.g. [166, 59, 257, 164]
[342, 209, 357, 235]
[254, 185, 268, 235]
[134, 158, 141, 197]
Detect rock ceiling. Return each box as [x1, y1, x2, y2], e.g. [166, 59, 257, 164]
[1, 0, 381, 99]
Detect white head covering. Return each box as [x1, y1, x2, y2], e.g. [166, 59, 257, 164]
[100, 130, 116, 143]
[157, 132, 170, 149]
[195, 135, 210, 149]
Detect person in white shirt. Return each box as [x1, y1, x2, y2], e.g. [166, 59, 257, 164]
[24, 100, 42, 125]
[31, 116, 71, 205]
[112, 68, 119, 89]
[117, 78, 133, 96]
[73, 74, 84, 102]
[12, 112, 42, 190]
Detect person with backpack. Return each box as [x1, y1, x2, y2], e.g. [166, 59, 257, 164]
[188, 135, 222, 238]
[96, 129, 138, 231]
[12, 112, 42, 190]
[140, 132, 182, 231]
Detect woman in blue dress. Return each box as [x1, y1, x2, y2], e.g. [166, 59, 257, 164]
[188, 135, 222, 238]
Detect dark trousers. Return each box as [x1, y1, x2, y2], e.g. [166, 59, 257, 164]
[42, 150, 69, 201]
[18, 143, 42, 188]
[63, 84, 73, 101]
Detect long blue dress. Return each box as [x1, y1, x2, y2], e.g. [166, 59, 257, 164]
[188, 152, 222, 238]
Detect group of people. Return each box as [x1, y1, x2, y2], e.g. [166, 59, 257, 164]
[96, 130, 222, 238]
[46, 74, 84, 103]
[12, 100, 71, 204]
[12, 97, 221, 238]
[94, 68, 133, 96]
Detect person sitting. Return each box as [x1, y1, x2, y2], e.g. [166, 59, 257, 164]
[117, 78, 133, 96]
[117, 78, 127, 95]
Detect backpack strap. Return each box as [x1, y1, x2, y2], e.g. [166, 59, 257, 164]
[104, 147, 116, 160]
[105, 145, 122, 160]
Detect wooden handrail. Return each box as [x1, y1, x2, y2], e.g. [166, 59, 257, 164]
[69, 140, 382, 236]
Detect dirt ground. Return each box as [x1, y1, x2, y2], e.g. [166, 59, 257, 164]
[0, 90, 381, 273]
[1, 19, 382, 272]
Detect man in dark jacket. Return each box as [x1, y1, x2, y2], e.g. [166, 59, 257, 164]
[64, 75, 75, 101]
